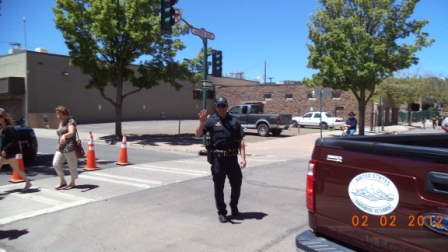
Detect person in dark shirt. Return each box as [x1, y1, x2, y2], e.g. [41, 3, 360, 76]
[0, 108, 32, 191]
[196, 97, 246, 223]
[432, 116, 438, 129]
[343, 111, 358, 136]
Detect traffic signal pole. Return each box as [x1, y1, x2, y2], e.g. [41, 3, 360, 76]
[202, 38, 208, 110]
[182, 18, 209, 145]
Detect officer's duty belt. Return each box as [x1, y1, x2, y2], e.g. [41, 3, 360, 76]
[213, 149, 238, 158]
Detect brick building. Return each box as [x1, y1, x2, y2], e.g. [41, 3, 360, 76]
[216, 84, 399, 128]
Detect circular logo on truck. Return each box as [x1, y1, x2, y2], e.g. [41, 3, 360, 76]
[348, 172, 399, 216]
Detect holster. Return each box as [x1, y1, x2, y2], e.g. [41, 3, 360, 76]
[207, 149, 213, 164]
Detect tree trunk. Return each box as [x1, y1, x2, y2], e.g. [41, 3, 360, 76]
[407, 104, 412, 126]
[115, 81, 123, 140]
[356, 91, 367, 136]
[358, 100, 366, 136]
[115, 103, 122, 140]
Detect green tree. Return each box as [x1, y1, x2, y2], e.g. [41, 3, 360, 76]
[303, 0, 434, 135]
[53, 0, 198, 139]
[378, 72, 424, 126]
[420, 75, 448, 113]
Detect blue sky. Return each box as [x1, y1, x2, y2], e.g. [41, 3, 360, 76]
[1, 0, 447, 82]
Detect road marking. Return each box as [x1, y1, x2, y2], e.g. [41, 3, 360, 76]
[36, 188, 91, 201]
[129, 164, 209, 176]
[84, 172, 162, 185]
[0, 199, 94, 225]
[13, 192, 68, 206]
[175, 159, 207, 164]
[79, 174, 152, 188]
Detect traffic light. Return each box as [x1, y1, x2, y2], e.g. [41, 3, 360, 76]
[212, 50, 222, 77]
[160, 0, 176, 32]
[193, 89, 202, 100]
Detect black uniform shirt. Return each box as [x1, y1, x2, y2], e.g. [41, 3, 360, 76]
[203, 113, 244, 150]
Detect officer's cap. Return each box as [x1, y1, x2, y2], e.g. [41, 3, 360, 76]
[215, 97, 228, 106]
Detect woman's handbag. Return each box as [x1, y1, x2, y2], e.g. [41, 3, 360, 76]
[442, 126, 448, 132]
[75, 131, 85, 158]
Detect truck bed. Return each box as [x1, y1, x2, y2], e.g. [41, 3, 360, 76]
[300, 133, 448, 252]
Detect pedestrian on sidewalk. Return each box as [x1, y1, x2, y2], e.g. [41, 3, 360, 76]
[195, 97, 246, 223]
[432, 116, 438, 129]
[53, 106, 78, 190]
[0, 108, 32, 192]
[343, 112, 357, 136]
[421, 116, 426, 130]
[438, 116, 443, 130]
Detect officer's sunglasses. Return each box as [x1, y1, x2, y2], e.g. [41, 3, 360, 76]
[216, 104, 227, 108]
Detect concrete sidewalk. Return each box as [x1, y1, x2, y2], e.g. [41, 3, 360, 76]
[32, 121, 439, 158]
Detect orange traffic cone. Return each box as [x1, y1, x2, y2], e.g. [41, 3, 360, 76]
[9, 142, 26, 183]
[83, 132, 100, 171]
[116, 133, 132, 166]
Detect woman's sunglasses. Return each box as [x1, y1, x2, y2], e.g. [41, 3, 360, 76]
[0, 115, 4, 118]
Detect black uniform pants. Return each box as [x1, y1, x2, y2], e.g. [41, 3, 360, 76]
[211, 155, 243, 216]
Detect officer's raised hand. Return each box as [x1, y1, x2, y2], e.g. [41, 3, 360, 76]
[195, 109, 209, 137]
[198, 109, 209, 123]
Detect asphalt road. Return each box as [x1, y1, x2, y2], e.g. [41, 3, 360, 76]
[1, 120, 439, 251]
[0, 148, 309, 251]
[0, 120, 315, 251]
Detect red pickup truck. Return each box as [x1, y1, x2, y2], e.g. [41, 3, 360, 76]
[296, 133, 448, 252]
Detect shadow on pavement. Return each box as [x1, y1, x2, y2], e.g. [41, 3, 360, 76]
[0, 229, 29, 240]
[232, 211, 268, 221]
[74, 184, 99, 192]
[99, 133, 202, 147]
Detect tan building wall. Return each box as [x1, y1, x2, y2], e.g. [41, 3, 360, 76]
[0, 51, 260, 127]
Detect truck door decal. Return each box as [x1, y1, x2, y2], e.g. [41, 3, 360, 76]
[348, 172, 399, 216]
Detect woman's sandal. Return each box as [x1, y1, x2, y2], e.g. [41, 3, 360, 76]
[55, 183, 67, 190]
[64, 185, 76, 190]
[21, 183, 32, 192]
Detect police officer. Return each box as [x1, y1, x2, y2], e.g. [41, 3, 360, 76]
[195, 97, 246, 223]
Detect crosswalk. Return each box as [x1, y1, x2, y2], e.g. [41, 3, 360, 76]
[0, 155, 285, 225]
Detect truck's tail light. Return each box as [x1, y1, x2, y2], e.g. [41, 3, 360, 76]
[306, 159, 317, 212]
[276, 116, 280, 124]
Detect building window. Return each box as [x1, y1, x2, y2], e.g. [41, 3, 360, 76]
[285, 94, 293, 100]
[332, 91, 341, 99]
[264, 94, 272, 100]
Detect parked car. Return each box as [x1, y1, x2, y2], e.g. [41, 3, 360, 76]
[228, 103, 292, 137]
[291, 112, 344, 129]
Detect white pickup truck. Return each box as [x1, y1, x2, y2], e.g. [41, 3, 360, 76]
[292, 112, 345, 129]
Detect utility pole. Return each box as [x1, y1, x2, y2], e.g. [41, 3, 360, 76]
[23, 17, 27, 50]
[264, 60, 266, 84]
